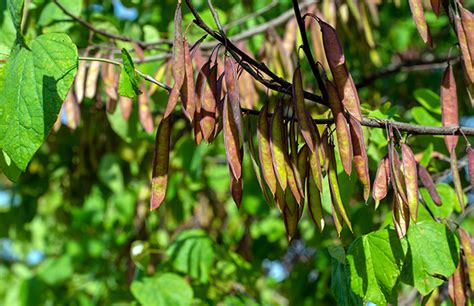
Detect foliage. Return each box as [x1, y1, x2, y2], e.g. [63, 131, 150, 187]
[0, 0, 474, 305]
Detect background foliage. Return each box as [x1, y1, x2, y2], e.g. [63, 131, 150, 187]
[0, 0, 474, 305]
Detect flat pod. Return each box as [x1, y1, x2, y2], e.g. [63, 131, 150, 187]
[283, 190, 299, 241]
[257, 104, 278, 195]
[467, 146, 474, 189]
[372, 154, 390, 209]
[138, 83, 154, 134]
[180, 39, 195, 122]
[75, 53, 88, 104]
[389, 143, 408, 206]
[459, 229, 474, 291]
[392, 191, 410, 239]
[150, 117, 171, 211]
[224, 57, 243, 141]
[317, 19, 362, 121]
[348, 117, 370, 202]
[270, 105, 288, 191]
[199, 64, 218, 142]
[408, 0, 433, 47]
[307, 169, 325, 232]
[441, 64, 459, 153]
[459, 5, 474, 64]
[85, 57, 101, 99]
[450, 149, 465, 212]
[292, 66, 318, 153]
[326, 80, 352, 176]
[417, 164, 442, 206]
[229, 167, 243, 209]
[223, 93, 242, 180]
[456, 16, 474, 84]
[430, 0, 441, 17]
[119, 96, 132, 120]
[448, 256, 466, 306]
[401, 143, 419, 222]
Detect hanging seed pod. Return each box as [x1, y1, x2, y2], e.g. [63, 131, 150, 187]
[441, 64, 459, 153]
[229, 168, 243, 209]
[297, 145, 309, 192]
[85, 57, 101, 99]
[317, 18, 362, 121]
[200, 63, 218, 142]
[63, 90, 80, 130]
[224, 57, 243, 140]
[270, 104, 288, 191]
[283, 190, 299, 241]
[392, 191, 410, 239]
[320, 129, 329, 175]
[75, 50, 88, 104]
[456, 15, 474, 84]
[373, 155, 390, 209]
[450, 149, 465, 212]
[307, 169, 325, 232]
[292, 66, 318, 153]
[459, 5, 474, 67]
[180, 39, 195, 122]
[402, 143, 419, 222]
[459, 229, 474, 290]
[138, 83, 154, 134]
[258, 104, 278, 195]
[275, 184, 286, 212]
[349, 117, 370, 201]
[467, 146, 474, 189]
[327, 141, 353, 232]
[326, 79, 353, 176]
[389, 143, 408, 206]
[150, 117, 171, 211]
[163, 2, 185, 118]
[448, 256, 466, 306]
[119, 96, 132, 120]
[102, 60, 118, 102]
[223, 91, 242, 181]
[430, 0, 441, 17]
[408, 0, 433, 47]
[418, 164, 442, 206]
[289, 120, 304, 199]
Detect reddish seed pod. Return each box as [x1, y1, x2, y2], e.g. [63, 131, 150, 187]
[408, 0, 433, 47]
[430, 0, 441, 17]
[467, 146, 474, 189]
[258, 104, 278, 195]
[441, 64, 459, 153]
[150, 117, 171, 211]
[270, 105, 288, 191]
[417, 164, 442, 206]
[459, 5, 474, 73]
[180, 39, 195, 122]
[372, 155, 390, 209]
[283, 190, 299, 241]
[459, 229, 474, 290]
[223, 93, 242, 181]
[349, 117, 370, 202]
[402, 144, 419, 222]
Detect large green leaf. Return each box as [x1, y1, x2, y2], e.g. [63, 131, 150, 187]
[401, 221, 459, 296]
[331, 258, 363, 306]
[38, 0, 83, 33]
[0, 33, 77, 171]
[414, 89, 441, 115]
[166, 229, 214, 283]
[0, 149, 21, 181]
[346, 228, 407, 304]
[118, 48, 140, 98]
[131, 273, 193, 306]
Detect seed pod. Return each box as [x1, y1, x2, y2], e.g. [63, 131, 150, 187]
[224, 57, 243, 141]
[138, 83, 154, 134]
[85, 58, 101, 99]
[119, 96, 132, 119]
[297, 144, 309, 192]
[223, 91, 242, 181]
[307, 169, 325, 232]
[289, 120, 304, 199]
[320, 129, 329, 175]
[270, 105, 288, 191]
[459, 228, 474, 290]
[327, 141, 353, 232]
[102, 60, 118, 101]
[441, 64, 459, 153]
[450, 149, 465, 212]
[408, 0, 433, 47]
[456, 16, 474, 84]
[258, 104, 278, 195]
[402, 144, 419, 222]
[200, 63, 218, 142]
[459, 5, 474, 66]
[326, 80, 352, 176]
[317, 19, 362, 121]
[467, 146, 474, 189]
[275, 184, 286, 213]
[430, 0, 441, 17]
[63, 90, 80, 130]
[75, 50, 88, 104]
[292, 66, 318, 153]
[246, 119, 273, 206]
[418, 164, 442, 206]
[283, 189, 299, 241]
[448, 256, 466, 306]
[180, 39, 195, 122]
[389, 143, 408, 206]
[349, 117, 370, 202]
[373, 155, 390, 209]
[392, 191, 410, 239]
[150, 117, 171, 211]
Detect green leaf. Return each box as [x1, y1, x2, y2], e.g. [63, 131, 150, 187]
[0, 33, 78, 171]
[346, 228, 407, 304]
[414, 89, 441, 115]
[0, 149, 21, 181]
[411, 106, 441, 126]
[118, 48, 140, 98]
[331, 260, 363, 306]
[131, 273, 193, 306]
[98, 154, 124, 194]
[166, 229, 214, 283]
[37, 256, 73, 285]
[8, 0, 23, 33]
[419, 184, 455, 218]
[401, 221, 459, 296]
[38, 0, 83, 33]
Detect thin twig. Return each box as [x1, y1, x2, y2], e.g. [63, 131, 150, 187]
[223, 0, 279, 30]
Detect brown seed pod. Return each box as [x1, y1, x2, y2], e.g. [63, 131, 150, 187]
[138, 83, 154, 134]
[229, 169, 243, 209]
[450, 149, 465, 212]
[102, 60, 118, 102]
[75, 50, 89, 104]
[326, 80, 353, 176]
[223, 91, 242, 181]
[283, 189, 299, 241]
[224, 57, 243, 141]
[448, 256, 466, 306]
[199, 63, 218, 142]
[275, 184, 286, 213]
[258, 104, 278, 195]
[307, 169, 325, 232]
[417, 164, 442, 206]
[467, 146, 474, 189]
[392, 191, 410, 239]
[430, 0, 441, 17]
[441, 64, 459, 153]
[349, 117, 370, 202]
[85, 57, 101, 99]
[372, 154, 390, 209]
[408, 0, 433, 47]
[150, 117, 171, 211]
[317, 18, 362, 122]
[459, 228, 474, 291]
[456, 15, 474, 84]
[270, 105, 288, 191]
[180, 39, 195, 122]
[402, 143, 419, 222]
[459, 5, 474, 68]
